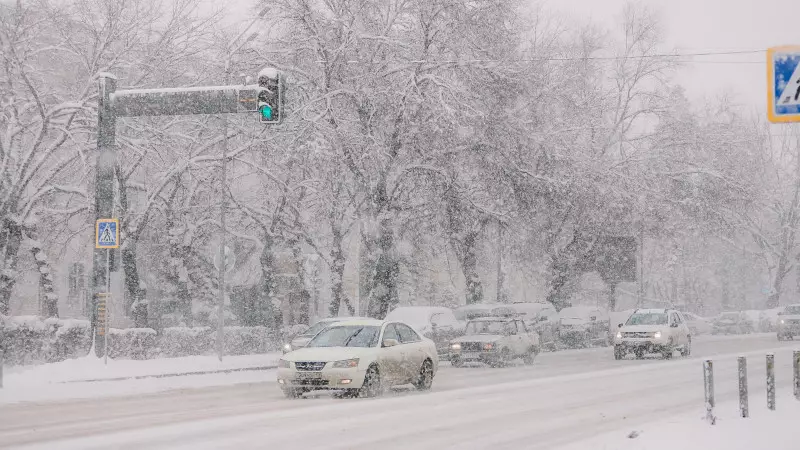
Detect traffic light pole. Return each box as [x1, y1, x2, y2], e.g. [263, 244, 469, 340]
[91, 69, 281, 359]
[92, 74, 117, 357]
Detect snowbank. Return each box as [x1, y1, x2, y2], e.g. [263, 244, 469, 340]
[558, 396, 800, 450]
[0, 352, 281, 404]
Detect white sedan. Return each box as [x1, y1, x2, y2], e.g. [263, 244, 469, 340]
[277, 319, 439, 398]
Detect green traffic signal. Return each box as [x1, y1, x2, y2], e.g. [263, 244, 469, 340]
[259, 104, 273, 121]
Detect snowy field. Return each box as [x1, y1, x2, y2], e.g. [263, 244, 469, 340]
[1, 334, 799, 449]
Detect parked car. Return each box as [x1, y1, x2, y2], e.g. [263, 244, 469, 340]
[712, 311, 754, 335]
[449, 316, 540, 368]
[282, 316, 370, 353]
[509, 302, 559, 350]
[613, 308, 692, 360]
[777, 304, 800, 341]
[682, 312, 712, 335]
[557, 306, 610, 348]
[384, 306, 464, 359]
[277, 319, 439, 398]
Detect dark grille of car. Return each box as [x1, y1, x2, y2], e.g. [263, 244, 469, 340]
[460, 342, 485, 351]
[294, 379, 330, 386]
[295, 361, 326, 371]
[622, 332, 653, 339]
[788, 319, 800, 325]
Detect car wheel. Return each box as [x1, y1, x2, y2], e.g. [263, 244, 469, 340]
[491, 348, 512, 368]
[662, 341, 674, 360]
[614, 345, 624, 360]
[681, 337, 692, 357]
[282, 388, 304, 399]
[358, 365, 382, 398]
[522, 348, 537, 365]
[414, 359, 434, 391]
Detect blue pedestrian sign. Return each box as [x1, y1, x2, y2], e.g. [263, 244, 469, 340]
[95, 219, 119, 249]
[767, 46, 800, 123]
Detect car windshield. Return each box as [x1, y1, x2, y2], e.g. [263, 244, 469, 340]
[784, 306, 800, 315]
[626, 313, 668, 326]
[306, 325, 379, 348]
[465, 320, 512, 335]
[300, 320, 334, 337]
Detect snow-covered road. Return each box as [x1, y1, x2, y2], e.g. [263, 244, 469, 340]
[2, 334, 798, 449]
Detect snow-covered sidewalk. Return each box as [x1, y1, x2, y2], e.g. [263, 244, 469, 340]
[1, 352, 280, 405]
[557, 392, 800, 450]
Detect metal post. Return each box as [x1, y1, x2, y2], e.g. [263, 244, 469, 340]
[767, 354, 776, 410]
[0, 350, 4, 389]
[738, 356, 749, 418]
[794, 351, 800, 400]
[703, 360, 716, 424]
[93, 74, 117, 358]
[105, 249, 110, 364]
[496, 221, 504, 303]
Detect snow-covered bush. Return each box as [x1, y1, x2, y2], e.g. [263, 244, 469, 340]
[157, 327, 215, 357]
[0, 315, 90, 365]
[108, 328, 157, 360]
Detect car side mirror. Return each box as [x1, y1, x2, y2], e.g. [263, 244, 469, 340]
[590, 316, 597, 321]
[670, 322, 679, 328]
[539, 316, 548, 322]
[617, 323, 623, 328]
[777, 312, 783, 316]
[382, 338, 399, 348]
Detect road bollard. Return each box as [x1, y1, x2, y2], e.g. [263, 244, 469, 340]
[738, 356, 748, 418]
[703, 360, 715, 424]
[794, 351, 800, 401]
[767, 354, 775, 411]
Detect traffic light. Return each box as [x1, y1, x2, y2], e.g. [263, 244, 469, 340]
[257, 68, 281, 124]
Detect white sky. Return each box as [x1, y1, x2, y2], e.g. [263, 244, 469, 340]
[217, 0, 799, 114]
[543, 0, 800, 114]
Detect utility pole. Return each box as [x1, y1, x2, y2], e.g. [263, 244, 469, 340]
[496, 220, 504, 303]
[92, 74, 117, 357]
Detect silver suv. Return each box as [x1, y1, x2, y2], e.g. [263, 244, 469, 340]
[613, 308, 691, 360]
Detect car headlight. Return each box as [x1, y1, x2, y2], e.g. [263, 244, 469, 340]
[279, 359, 291, 368]
[654, 331, 662, 339]
[450, 343, 461, 350]
[332, 358, 359, 369]
[615, 331, 622, 339]
[483, 343, 494, 350]
[282, 343, 292, 353]
[780, 319, 785, 324]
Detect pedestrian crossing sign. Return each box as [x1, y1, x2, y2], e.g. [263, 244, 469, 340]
[767, 46, 800, 123]
[95, 219, 119, 249]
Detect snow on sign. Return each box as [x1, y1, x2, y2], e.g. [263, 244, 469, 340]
[767, 46, 800, 123]
[95, 219, 119, 249]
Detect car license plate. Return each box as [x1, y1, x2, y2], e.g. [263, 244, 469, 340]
[296, 372, 322, 380]
[461, 352, 480, 359]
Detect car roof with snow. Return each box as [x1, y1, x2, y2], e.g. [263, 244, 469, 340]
[631, 308, 670, 314]
[318, 316, 369, 323]
[467, 316, 515, 322]
[326, 318, 385, 327]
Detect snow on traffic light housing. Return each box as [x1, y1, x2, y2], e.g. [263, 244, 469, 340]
[257, 67, 282, 124]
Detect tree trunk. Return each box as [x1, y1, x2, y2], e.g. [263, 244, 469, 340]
[289, 236, 311, 324]
[461, 231, 483, 305]
[0, 218, 23, 315]
[329, 224, 347, 317]
[367, 218, 399, 319]
[116, 168, 147, 327]
[27, 233, 58, 317]
[258, 233, 279, 332]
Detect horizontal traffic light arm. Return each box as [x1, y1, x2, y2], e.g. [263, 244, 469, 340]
[110, 85, 265, 117]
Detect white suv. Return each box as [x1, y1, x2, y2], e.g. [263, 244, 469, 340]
[613, 309, 691, 360]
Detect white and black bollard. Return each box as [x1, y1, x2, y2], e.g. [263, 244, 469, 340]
[703, 360, 716, 424]
[793, 351, 800, 401]
[738, 356, 749, 418]
[766, 354, 776, 411]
